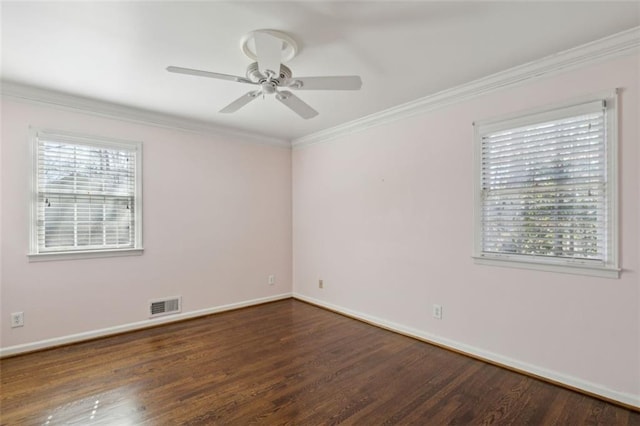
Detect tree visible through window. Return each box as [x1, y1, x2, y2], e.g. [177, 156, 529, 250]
[473, 94, 618, 277]
[30, 130, 142, 256]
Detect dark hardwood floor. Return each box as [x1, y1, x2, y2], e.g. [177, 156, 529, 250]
[1, 299, 638, 425]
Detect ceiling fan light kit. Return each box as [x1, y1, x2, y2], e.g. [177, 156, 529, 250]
[167, 29, 362, 119]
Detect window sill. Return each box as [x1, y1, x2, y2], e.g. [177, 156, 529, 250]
[473, 256, 620, 279]
[28, 248, 144, 262]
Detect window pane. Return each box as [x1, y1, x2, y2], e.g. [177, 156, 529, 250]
[35, 134, 139, 254]
[479, 108, 608, 263]
[38, 193, 135, 251]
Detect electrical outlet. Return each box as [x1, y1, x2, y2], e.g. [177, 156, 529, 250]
[319, 279, 323, 289]
[432, 304, 442, 320]
[11, 312, 24, 328]
[268, 274, 275, 285]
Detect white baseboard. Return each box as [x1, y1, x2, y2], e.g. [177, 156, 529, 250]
[0, 293, 292, 358]
[293, 293, 640, 409]
[3, 291, 637, 409]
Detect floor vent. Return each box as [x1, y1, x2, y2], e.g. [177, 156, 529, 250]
[149, 297, 181, 318]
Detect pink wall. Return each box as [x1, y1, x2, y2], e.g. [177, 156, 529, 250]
[293, 54, 639, 401]
[1, 100, 292, 348]
[1, 53, 637, 405]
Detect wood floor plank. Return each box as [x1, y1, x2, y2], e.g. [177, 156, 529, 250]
[1, 299, 638, 425]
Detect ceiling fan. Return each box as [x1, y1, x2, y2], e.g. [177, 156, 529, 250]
[167, 29, 362, 119]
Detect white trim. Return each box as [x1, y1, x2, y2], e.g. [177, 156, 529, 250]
[292, 26, 640, 148]
[33, 128, 143, 150]
[606, 90, 620, 276]
[292, 293, 640, 409]
[0, 293, 292, 358]
[473, 256, 620, 279]
[472, 90, 615, 130]
[475, 99, 605, 135]
[28, 248, 144, 262]
[1, 81, 290, 148]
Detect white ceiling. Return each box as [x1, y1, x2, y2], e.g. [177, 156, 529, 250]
[2, 1, 639, 141]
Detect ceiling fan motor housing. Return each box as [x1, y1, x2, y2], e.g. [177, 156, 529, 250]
[246, 62, 292, 86]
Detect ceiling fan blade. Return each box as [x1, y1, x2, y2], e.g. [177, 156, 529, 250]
[167, 66, 256, 85]
[254, 31, 282, 77]
[276, 91, 318, 119]
[220, 90, 261, 113]
[288, 76, 362, 90]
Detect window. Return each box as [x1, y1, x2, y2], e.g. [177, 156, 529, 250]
[473, 92, 618, 278]
[29, 128, 143, 260]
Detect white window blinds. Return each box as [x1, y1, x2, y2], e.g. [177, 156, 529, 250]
[474, 95, 618, 276]
[31, 130, 142, 255]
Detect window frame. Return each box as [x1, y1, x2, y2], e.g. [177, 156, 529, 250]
[472, 90, 619, 278]
[28, 127, 143, 261]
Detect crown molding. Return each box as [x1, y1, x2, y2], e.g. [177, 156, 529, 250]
[292, 26, 640, 148]
[3, 26, 638, 149]
[0, 81, 290, 148]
